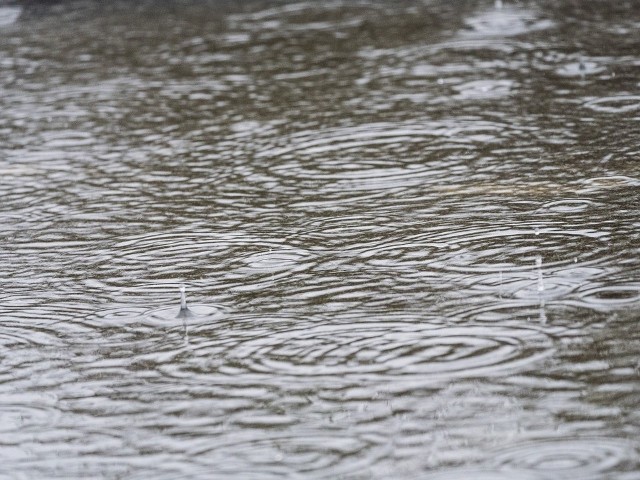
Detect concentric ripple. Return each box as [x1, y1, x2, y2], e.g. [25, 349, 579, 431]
[491, 437, 640, 479]
[102, 232, 317, 290]
[0, 393, 60, 434]
[148, 303, 226, 325]
[462, 5, 554, 38]
[253, 120, 509, 194]
[219, 322, 553, 380]
[424, 225, 612, 274]
[423, 468, 545, 480]
[555, 61, 605, 77]
[536, 199, 596, 213]
[81, 300, 226, 330]
[453, 79, 514, 100]
[574, 283, 640, 311]
[184, 432, 391, 480]
[352, 225, 614, 289]
[583, 95, 640, 113]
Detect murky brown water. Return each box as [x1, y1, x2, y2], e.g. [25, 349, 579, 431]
[1, 0, 639, 478]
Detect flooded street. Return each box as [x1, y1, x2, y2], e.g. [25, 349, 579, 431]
[1, 0, 639, 477]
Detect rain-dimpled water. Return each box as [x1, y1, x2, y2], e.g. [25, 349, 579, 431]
[1, 0, 639, 478]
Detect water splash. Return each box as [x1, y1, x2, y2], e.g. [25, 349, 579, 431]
[177, 285, 193, 319]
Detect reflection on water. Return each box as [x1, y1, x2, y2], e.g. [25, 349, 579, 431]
[1, 0, 639, 478]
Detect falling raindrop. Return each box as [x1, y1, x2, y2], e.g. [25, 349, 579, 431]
[536, 256, 545, 293]
[539, 298, 547, 325]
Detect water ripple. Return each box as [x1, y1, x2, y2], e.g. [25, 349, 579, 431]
[411, 224, 612, 274]
[491, 437, 640, 479]
[453, 79, 514, 100]
[175, 321, 557, 382]
[424, 468, 545, 480]
[583, 95, 640, 114]
[184, 432, 391, 480]
[574, 283, 640, 312]
[555, 61, 606, 78]
[462, 5, 554, 38]
[0, 392, 60, 434]
[0, 6, 21, 27]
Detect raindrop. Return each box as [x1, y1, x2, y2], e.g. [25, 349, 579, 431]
[539, 298, 547, 325]
[536, 256, 545, 293]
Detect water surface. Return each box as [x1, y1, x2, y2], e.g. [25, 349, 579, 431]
[1, 0, 639, 478]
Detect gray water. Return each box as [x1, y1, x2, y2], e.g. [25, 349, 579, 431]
[1, 0, 640, 478]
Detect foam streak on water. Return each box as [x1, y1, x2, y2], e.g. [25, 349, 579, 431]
[1, 1, 639, 478]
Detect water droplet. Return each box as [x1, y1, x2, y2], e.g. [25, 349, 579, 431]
[536, 256, 545, 293]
